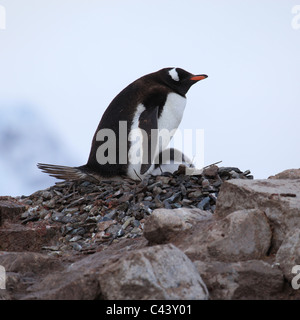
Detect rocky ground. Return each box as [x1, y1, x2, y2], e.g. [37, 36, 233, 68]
[0, 166, 300, 300]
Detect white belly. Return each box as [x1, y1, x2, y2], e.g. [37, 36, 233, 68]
[127, 93, 186, 180]
[157, 92, 186, 152]
[127, 104, 147, 180]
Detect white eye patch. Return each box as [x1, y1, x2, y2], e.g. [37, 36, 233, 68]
[168, 68, 180, 81]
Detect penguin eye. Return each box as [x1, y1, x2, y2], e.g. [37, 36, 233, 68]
[168, 68, 180, 82]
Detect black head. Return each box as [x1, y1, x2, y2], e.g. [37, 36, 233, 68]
[158, 67, 208, 96]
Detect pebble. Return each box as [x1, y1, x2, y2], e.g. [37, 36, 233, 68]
[201, 179, 210, 188]
[122, 217, 135, 230]
[188, 190, 202, 198]
[42, 191, 52, 200]
[117, 228, 125, 237]
[70, 242, 82, 251]
[69, 235, 82, 242]
[131, 227, 142, 235]
[197, 197, 210, 210]
[97, 220, 116, 232]
[21, 165, 253, 254]
[21, 211, 30, 219]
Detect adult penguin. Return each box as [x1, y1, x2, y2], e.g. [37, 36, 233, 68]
[38, 67, 207, 181]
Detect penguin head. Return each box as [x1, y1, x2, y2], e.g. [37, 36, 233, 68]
[160, 67, 208, 96]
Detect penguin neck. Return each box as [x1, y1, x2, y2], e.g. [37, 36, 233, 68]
[162, 81, 187, 98]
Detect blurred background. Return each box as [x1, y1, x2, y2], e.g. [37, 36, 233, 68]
[0, 0, 299, 196]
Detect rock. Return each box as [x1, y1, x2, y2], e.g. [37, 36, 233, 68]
[0, 251, 60, 274]
[203, 165, 219, 178]
[218, 167, 253, 180]
[275, 229, 300, 282]
[0, 251, 62, 300]
[18, 238, 148, 300]
[3, 166, 300, 300]
[201, 179, 210, 188]
[143, 208, 212, 244]
[97, 219, 116, 232]
[41, 191, 52, 200]
[183, 209, 272, 262]
[188, 190, 202, 198]
[24, 270, 100, 300]
[0, 199, 26, 226]
[197, 196, 210, 210]
[269, 168, 300, 180]
[195, 260, 284, 300]
[98, 244, 209, 300]
[207, 209, 272, 262]
[215, 179, 300, 250]
[0, 223, 60, 252]
[7, 163, 249, 252]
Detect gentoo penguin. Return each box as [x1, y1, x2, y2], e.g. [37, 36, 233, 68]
[38, 67, 207, 181]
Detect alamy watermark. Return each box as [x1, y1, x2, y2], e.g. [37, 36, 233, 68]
[0, 4, 6, 30]
[291, 5, 300, 30]
[291, 265, 300, 290]
[95, 122, 204, 175]
[0, 265, 5, 290]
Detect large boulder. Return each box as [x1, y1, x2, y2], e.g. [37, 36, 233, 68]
[0, 251, 62, 300]
[269, 168, 300, 180]
[0, 223, 59, 252]
[143, 207, 212, 244]
[194, 259, 284, 300]
[276, 229, 300, 282]
[98, 244, 209, 300]
[0, 198, 26, 226]
[17, 242, 208, 300]
[182, 209, 272, 262]
[215, 179, 300, 250]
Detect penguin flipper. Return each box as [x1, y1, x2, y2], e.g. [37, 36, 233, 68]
[138, 106, 159, 175]
[37, 163, 99, 182]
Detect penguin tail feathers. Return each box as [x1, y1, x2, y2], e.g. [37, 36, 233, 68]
[37, 163, 98, 182]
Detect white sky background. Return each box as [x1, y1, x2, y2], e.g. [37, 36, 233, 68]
[0, 0, 300, 195]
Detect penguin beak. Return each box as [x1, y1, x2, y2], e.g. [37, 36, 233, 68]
[190, 74, 208, 81]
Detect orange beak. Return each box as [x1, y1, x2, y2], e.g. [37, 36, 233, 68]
[190, 74, 208, 81]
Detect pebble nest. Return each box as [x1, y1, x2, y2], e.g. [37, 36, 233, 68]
[19, 165, 253, 255]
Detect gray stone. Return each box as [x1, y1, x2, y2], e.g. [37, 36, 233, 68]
[269, 168, 300, 180]
[0, 199, 26, 226]
[207, 209, 272, 262]
[41, 191, 52, 200]
[143, 208, 212, 244]
[98, 244, 209, 300]
[0, 223, 60, 252]
[24, 270, 100, 300]
[203, 165, 219, 178]
[21, 238, 147, 300]
[197, 197, 210, 210]
[275, 229, 300, 282]
[195, 260, 284, 300]
[0, 252, 60, 274]
[0, 251, 62, 299]
[21, 241, 208, 300]
[215, 179, 300, 249]
[183, 209, 272, 262]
